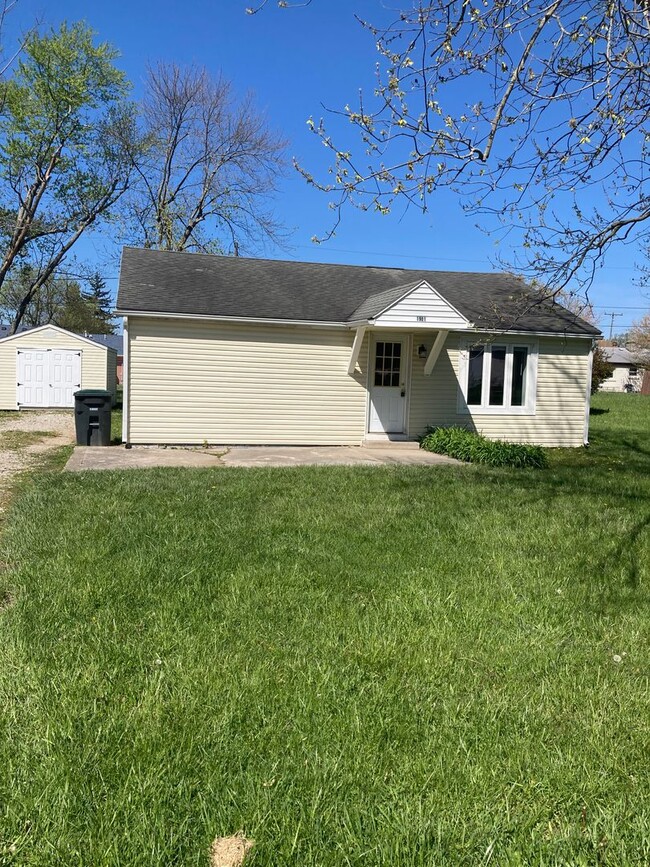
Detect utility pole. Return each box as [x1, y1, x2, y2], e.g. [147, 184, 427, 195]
[603, 311, 623, 341]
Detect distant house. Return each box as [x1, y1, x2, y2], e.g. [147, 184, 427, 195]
[599, 346, 644, 393]
[116, 247, 601, 448]
[0, 323, 31, 337]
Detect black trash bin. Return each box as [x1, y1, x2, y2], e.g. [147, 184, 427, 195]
[74, 389, 112, 446]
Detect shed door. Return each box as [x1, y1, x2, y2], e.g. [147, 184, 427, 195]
[17, 348, 82, 408]
[50, 350, 82, 406]
[17, 350, 49, 408]
[368, 338, 407, 433]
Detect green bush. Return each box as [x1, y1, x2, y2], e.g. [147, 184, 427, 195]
[420, 426, 548, 468]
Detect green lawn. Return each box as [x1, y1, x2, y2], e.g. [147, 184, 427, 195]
[0, 394, 648, 866]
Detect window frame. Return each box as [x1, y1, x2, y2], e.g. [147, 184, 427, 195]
[457, 338, 539, 415]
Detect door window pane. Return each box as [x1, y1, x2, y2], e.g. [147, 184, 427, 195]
[375, 341, 401, 387]
[511, 347, 528, 406]
[489, 346, 506, 405]
[467, 347, 484, 405]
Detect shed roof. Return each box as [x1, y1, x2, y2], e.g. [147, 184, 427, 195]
[116, 247, 601, 337]
[0, 323, 117, 351]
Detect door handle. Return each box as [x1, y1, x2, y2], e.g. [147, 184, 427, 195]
[400, 389, 406, 397]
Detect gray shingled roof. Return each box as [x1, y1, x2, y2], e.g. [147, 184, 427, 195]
[116, 247, 601, 336]
[601, 346, 640, 365]
[87, 333, 123, 353]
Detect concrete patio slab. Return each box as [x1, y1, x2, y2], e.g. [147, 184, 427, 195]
[65, 444, 462, 471]
[220, 446, 461, 467]
[66, 445, 224, 471]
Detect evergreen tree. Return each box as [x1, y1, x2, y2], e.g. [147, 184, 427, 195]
[85, 271, 115, 334]
[591, 347, 615, 395]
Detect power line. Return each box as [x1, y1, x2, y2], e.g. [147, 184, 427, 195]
[592, 305, 647, 310]
[293, 243, 643, 270]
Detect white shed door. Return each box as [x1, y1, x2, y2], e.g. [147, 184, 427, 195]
[50, 350, 82, 406]
[17, 350, 49, 407]
[17, 348, 82, 408]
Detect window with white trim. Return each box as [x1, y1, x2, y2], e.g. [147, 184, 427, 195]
[459, 340, 538, 414]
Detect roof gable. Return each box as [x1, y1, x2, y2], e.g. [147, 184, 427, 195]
[0, 323, 114, 350]
[349, 281, 421, 320]
[364, 280, 470, 329]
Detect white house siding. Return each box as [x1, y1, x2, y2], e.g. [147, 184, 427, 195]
[0, 326, 110, 410]
[408, 333, 591, 447]
[374, 283, 468, 329]
[126, 317, 369, 444]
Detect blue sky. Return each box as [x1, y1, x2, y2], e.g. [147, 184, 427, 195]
[4, 0, 648, 332]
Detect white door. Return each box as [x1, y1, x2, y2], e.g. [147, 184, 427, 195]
[17, 348, 82, 408]
[17, 350, 49, 408]
[369, 338, 407, 433]
[50, 350, 82, 407]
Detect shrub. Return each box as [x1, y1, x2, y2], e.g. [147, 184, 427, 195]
[420, 426, 548, 469]
[591, 346, 615, 393]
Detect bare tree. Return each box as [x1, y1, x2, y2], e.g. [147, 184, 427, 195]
[248, 1, 650, 295]
[628, 312, 650, 353]
[127, 63, 288, 254]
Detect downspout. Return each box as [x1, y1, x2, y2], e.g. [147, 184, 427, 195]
[122, 316, 130, 447]
[583, 340, 595, 446]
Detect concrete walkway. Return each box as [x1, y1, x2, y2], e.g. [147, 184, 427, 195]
[65, 443, 461, 471]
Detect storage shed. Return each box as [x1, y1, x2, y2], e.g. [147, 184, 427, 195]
[0, 324, 117, 410]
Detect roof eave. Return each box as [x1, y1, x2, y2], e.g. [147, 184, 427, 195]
[115, 309, 349, 328]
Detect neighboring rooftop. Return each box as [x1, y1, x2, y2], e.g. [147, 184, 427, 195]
[0, 323, 32, 336]
[87, 333, 123, 353]
[600, 346, 643, 365]
[116, 247, 601, 336]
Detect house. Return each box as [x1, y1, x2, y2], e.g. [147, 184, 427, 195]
[116, 247, 601, 448]
[0, 323, 31, 337]
[0, 324, 118, 409]
[598, 345, 644, 393]
[87, 334, 124, 384]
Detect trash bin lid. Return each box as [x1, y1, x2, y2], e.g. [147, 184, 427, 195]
[74, 389, 111, 398]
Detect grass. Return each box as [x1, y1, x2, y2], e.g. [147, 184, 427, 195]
[111, 406, 123, 444]
[0, 430, 57, 450]
[0, 393, 648, 865]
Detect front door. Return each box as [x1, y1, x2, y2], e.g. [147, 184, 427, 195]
[369, 338, 407, 433]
